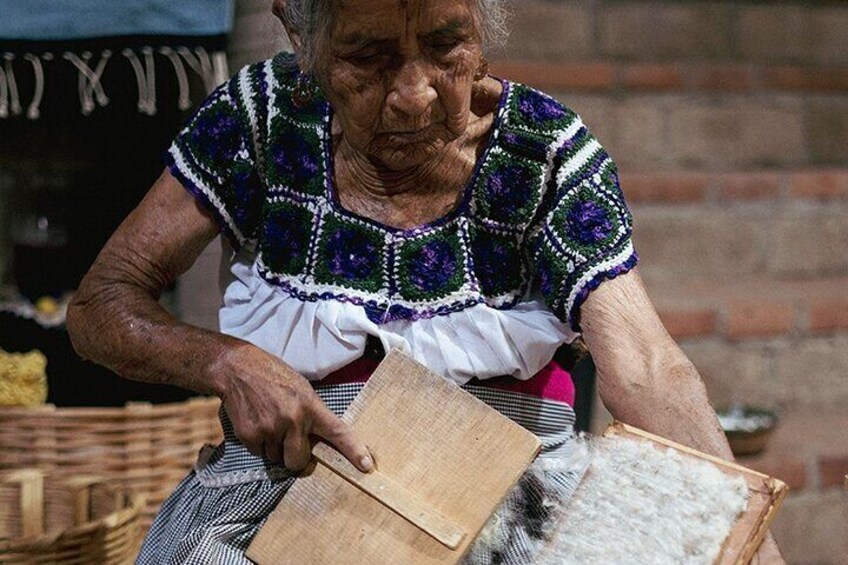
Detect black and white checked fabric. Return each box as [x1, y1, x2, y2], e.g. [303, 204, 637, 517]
[136, 383, 585, 564]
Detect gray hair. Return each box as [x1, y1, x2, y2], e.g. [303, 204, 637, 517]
[274, 0, 510, 72]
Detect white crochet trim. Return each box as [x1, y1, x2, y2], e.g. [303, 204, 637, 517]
[194, 445, 294, 488]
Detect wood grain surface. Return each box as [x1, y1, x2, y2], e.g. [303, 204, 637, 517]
[247, 349, 542, 565]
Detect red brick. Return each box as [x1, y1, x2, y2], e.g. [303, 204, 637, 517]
[613, 100, 667, 168]
[808, 298, 848, 334]
[619, 172, 709, 204]
[633, 211, 766, 279]
[807, 100, 848, 163]
[724, 301, 796, 340]
[717, 172, 781, 201]
[504, 1, 594, 60]
[489, 61, 616, 92]
[789, 170, 848, 200]
[598, 3, 730, 60]
[738, 6, 812, 64]
[667, 100, 805, 168]
[762, 66, 848, 93]
[622, 64, 684, 91]
[769, 212, 848, 276]
[772, 335, 848, 406]
[740, 456, 807, 491]
[819, 455, 848, 489]
[689, 64, 754, 91]
[657, 307, 718, 340]
[810, 9, 848, 66]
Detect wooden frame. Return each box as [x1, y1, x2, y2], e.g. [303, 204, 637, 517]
[602, 422, 788, 565]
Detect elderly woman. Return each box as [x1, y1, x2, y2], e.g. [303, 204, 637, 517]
[67, 0, 783, 563]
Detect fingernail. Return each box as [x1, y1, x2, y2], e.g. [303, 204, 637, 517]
[360, 455, 373, 472]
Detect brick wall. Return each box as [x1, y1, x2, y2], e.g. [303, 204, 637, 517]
[212, 2, 848, 561]
[493, 2, 848, 562]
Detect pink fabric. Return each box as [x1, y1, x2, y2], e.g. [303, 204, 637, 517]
[316, 357, 575, 406]
[466, 361, 575, 405]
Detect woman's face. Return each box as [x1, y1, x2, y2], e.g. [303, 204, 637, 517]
[316, 0, 483, 171]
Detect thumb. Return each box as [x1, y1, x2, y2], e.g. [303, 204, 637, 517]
[310, 401, 374, 473]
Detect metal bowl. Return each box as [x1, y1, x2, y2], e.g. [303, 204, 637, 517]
[717, 405, 778, 456]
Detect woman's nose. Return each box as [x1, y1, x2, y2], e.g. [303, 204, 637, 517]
[386, 61, 437, 118]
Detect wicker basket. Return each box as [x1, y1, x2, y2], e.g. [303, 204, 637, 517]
[0, 469, 144, 564]
[0, 397, 222, 530]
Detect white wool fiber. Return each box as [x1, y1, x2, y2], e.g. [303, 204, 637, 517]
[538, 436, 750, 565]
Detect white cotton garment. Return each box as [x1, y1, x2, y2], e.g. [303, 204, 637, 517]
[216, 241, 574, 383]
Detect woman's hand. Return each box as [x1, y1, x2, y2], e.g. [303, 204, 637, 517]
[214, 344, 374, 473]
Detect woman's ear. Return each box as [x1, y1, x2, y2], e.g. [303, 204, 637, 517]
[272, 0, 303, 51]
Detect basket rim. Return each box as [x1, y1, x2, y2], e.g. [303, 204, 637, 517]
[0, 396, 218, 418]
[0, 493, 145, 551]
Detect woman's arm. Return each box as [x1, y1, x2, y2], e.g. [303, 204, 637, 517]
[580, 267, 731, 458]
[67, 170, 373, 473]
[579, 267, 783, 563]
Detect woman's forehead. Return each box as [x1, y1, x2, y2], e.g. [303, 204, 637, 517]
[332, 0, 476, 43]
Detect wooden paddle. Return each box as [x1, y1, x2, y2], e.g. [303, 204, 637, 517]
[247, 349, 542, 564]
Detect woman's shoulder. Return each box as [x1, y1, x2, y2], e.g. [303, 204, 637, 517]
[500, 82, 583, 140]
[215, 52, 312, 120]
[498, 80, 615, 181]
[491, 80, 604, 174]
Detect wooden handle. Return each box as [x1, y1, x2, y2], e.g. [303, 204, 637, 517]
[312, 442, 467, 549]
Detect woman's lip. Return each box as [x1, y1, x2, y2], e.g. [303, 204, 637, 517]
[381, 128, 428, 135]
[377, 127, 436, 143]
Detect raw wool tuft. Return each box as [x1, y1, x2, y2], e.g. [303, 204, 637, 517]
[463, 437, 591, 565]
[539, 436, 750, 565]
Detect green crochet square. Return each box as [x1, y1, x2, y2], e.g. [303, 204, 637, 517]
[396, 229, 466, 301]
[259, 200, 315, 276]
[473, 149, 544, 226]
[548, 176, 624, 260]
[508, 84, 577, 134]
[469, 225, 525, 297]
[313, 215, 386, 293]
[265, 116, 326, 197]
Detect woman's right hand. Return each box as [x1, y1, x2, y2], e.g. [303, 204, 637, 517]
[213, 343, 374, 474]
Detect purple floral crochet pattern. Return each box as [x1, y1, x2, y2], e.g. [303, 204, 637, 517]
[166, 60, 637, 329]
[566, 199, 614, 246]
[408, 240, 458, 293]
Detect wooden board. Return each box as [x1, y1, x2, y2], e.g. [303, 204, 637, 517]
[574, 422, 787, 565]
[247, 349, 542, 565]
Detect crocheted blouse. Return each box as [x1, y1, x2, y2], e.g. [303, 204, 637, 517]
[165, 54, 637, 384]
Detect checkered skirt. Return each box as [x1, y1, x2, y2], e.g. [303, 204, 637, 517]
[136, 382, 586, 564]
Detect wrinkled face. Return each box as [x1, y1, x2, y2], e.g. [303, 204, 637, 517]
[316, 0, 483, 171]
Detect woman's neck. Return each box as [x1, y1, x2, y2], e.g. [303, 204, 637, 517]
[331, 78, 502, 229]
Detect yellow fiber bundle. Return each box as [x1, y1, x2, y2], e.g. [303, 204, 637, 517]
[0, 348, 48, 406]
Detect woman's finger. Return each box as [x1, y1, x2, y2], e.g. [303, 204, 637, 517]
[282, 427, 312, 471]
[265, 438, 283, 465]
[310, 401, 373, 473]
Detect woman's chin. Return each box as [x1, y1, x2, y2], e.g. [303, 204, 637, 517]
[369, 138, 449, 171]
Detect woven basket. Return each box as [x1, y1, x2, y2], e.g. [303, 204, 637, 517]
[0, 397, 222, 530]
[0, 469, 144, 564]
